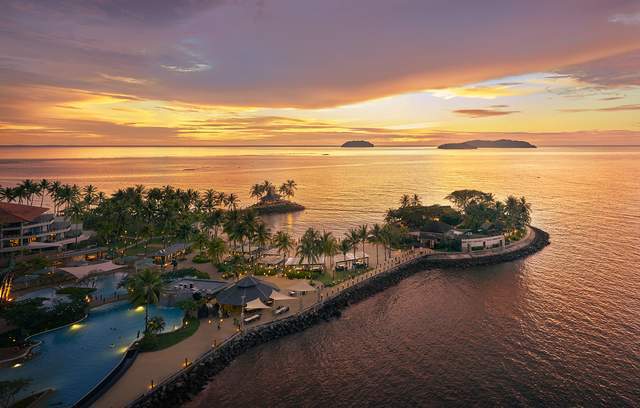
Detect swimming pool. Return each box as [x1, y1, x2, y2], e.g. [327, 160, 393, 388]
[17, 271, 129, 302]
[0, 301, 184, 407]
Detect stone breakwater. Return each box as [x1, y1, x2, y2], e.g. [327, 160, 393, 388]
[130, 227, 550, 408]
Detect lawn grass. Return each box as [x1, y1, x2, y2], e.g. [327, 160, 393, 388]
[139, 317, 200, 352]
[317, 267, 371, 287]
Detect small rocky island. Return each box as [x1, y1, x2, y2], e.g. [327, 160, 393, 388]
[438, 139, 536, 149]
[341, 140, 374, 148]
[248, 180, 305, 215]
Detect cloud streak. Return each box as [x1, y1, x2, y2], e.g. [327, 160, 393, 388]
[453, 108, 519, 118]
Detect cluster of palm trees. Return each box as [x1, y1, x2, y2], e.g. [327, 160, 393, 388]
[399, 193, 422, 208]
[0, 179, 104, 214]
[292, 223, 406, 277]
[249, 179, 297, 204]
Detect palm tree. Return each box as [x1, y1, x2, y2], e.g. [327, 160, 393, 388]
[83, 184, 98, 208]
[147, 316, 166, 334]
[127, 269, 164, 334]
[204, 209, 223, 237]
[252, 222, 271, 258]
[411, 193, 422, 206]
[140, 223, 155, 255]
[207, 237, 227, 265]
[0, 187, 16, 203]
[285, 179, 297, 198]
[225, 193, 239, 210]
[38, 179, 50, 206]
[194, 232, 209, 255]
[297, 227, 321, 267]
[346, 228, 360, 260]
[358, 224, 368, 261]
[65, 201, 86, 246]
[368, 223, 383, 266]
[400, 194, 411, 208]
[272, 231, 294, 270]
[339, 238, 353, 268]
[319, 231, 338, 276]
[202, 188, 214, 208]
[250, 183, 264, 203]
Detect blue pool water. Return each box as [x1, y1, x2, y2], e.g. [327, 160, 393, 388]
[0, 301, 184, 407]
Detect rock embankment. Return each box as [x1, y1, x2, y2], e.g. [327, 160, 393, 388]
[130, 227, 550, 408]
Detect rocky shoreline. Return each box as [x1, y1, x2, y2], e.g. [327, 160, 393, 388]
[130, 227, 550, 408]
[250, 200, 306, 215]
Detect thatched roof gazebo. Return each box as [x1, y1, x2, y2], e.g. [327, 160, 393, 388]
[215, 276, 278, 306]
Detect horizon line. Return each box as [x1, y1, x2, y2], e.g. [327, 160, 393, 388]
[1, 144, 640, 148]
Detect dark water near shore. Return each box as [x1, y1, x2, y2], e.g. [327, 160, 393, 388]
[1, 146, 640, 405]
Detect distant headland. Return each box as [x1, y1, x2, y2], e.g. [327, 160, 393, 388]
[341, 140, 374, 148]
[438, 139, 536, 149]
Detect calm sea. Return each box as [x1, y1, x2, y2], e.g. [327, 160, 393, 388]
[1, 146, 639, 406]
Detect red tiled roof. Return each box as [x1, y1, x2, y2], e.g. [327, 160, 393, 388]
[0, 202, 49, 224]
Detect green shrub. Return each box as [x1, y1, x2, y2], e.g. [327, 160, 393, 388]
[0, 296, 89, 345]
[192, 254, 209, 264]
[163, 268, 209, 280]
[139, 317, 199, 352]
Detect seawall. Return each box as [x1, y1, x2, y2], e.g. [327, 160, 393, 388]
[130, 227, 550, 407]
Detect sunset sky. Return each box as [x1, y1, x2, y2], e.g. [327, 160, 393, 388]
[1, 0, 639, 146]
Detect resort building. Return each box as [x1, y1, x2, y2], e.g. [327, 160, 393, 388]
[0, 202, 87, 257]
[408, 221, 460, 248]
[461, 234, 505, 252]
[152, 242, 191, 267]
[163, 278, 228, 306]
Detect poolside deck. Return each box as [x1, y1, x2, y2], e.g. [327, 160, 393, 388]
[95, 227, 537, 407]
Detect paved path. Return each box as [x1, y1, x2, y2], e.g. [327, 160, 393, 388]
[96, 227, 535, 407]
[94, 284, 319, 408]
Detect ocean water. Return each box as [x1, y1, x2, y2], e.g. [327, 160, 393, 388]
[1, 146, 639, 405]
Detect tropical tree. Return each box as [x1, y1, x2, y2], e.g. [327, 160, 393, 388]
[207, 236, 227, 265]
[250, 183, 264, 202]
[224, 193, 239, 210]
[400, 194, 411, 208]
[357, 224, 368, 260]
[38, 179, 50, 206]
[272, 231, 294, 269]
[65, 201, 86, 246]
[319, 231, 338, 276]
[252, 222, 271, 258]
[194, 231, 209, 255]
[147, 316, 166, 334]
[411, 193, 422, 206]
[445, 189, 494, 212]
[339, 238, 353, 266]
[346, 228, 360, 260]
[127, 269, 164, 334]
[203, 208, 224, 237]
[278, 179, 297, 200]
[297, 227, 321, 267]
[368, 223, 384, 266]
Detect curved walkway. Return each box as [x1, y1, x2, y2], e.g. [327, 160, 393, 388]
[96, 227, 540, 407]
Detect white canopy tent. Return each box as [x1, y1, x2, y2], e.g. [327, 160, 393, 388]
[60, 261, 125, 280]
[245, 297, 271, 310]
[285, 280, 317, 292]
[269, 291, 296, 301]
[285, 253, 368, 266]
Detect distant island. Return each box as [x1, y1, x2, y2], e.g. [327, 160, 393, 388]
[438, 139, 536, 149]
[341, 140, 374, 148]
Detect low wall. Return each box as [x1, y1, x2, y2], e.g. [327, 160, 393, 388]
[74, 347, 140, 408]
[130, 227, 550, 408]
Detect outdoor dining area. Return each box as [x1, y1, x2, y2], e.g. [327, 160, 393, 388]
[214, 276, 317, 326]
